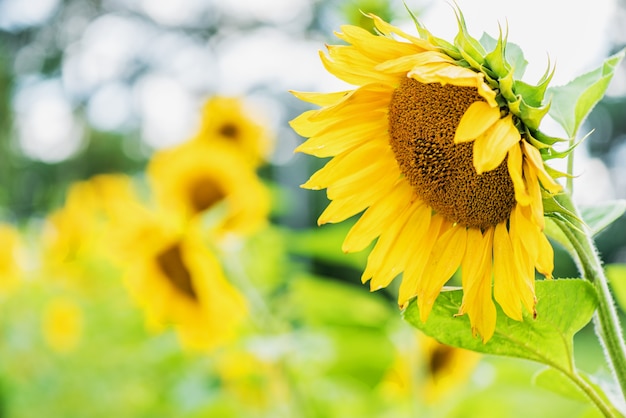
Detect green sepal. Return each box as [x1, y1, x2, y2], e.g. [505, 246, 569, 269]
[480, 32, 528, 79]
[543, 193, 585, 234]
[541, 134, 586, 160]
[499, 70, 517, 103]
[531, 128, 568, 146]
[404, 3, 463, 60]
[524, 129, 552, 150]
[452, 6, 486, 68]
[518, 98, 551, 131]
[482, 27, 510, 78]
[543, 165, 574, 180]
[513, 61, 554, 108]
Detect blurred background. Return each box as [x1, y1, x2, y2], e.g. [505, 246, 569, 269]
[0, 0, 625, 417]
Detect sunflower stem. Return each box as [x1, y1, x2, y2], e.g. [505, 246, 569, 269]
[555, 193, 626, 409]
[566, 145, 575, 193]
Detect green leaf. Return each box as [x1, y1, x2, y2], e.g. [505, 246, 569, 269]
[580, 200, 626, 236]
[548, 49, 625, 137]
[534, 367, 593, 403]
[533, 368, 618, 417]
[606, 264, 626, 313]
[403, 279, 598, 373]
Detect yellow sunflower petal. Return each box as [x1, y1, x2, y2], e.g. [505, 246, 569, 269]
[523, 159, 546, 230]
[375, 51, 454, 74]
[522, 141, 562, 194]
[289, 90, 351, 106]
[454, 101, 500, 143]
[343, 180, 415, 252]
[507, 143, 532, 206]
[416, 224, 467, 322]
[365, 200, 430, 290]
[337, 24, 426, 62]
[473, 114, 521, 174]
[509, 206, 538, 315]
[535, 230, 555, 279]
[459, 228, 496, 342]
[398, 215, 446, 307]
[408, 64, 497, 106]
[295, 118, 386, 157]
[318, 168, 399, 224]
[321, 47, 398, 86]
[302, 141, 392, 190]
[493, 222, 524, 321]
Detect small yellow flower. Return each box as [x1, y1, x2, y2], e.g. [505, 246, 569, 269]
[147, 141, 269, 237]
[0, 224, 23, 293]
[291, 10, 562, 341]
[193, 96, 273, 167]
[42, 297, 83, 353]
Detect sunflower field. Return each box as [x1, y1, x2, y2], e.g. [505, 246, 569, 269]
[2, 0, 626, 417]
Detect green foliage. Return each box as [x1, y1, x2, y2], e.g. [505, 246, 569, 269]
[580, 201, 626, 237]
[403, 280, 597, 372]
[549, 49, 626, 138]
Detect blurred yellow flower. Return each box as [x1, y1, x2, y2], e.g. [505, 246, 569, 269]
[291, 11, 562, 341]
[42, 297, 83, 353]
[39, 174, 142, 282]
[194, 96, 273, 167]
[379, 333, 479, 405]
[0, 223, 23, 293]
[119, 214, 247, 351]
[147, 141, 269, 237]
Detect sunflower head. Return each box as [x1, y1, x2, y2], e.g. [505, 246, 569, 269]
[119, 215, 247, 351]
[291, 7, 565, 341]
[147, 141, 270, 237]
[194, 96, 274, 167]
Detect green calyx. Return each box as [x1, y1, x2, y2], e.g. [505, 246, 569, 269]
[408, 5, 566, 156]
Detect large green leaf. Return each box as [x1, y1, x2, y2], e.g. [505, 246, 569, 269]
[548, 49, 625, 138]
[580, 200, 626, 237]
[403, 279, 597, 372]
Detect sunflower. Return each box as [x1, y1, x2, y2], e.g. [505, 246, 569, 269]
[379, 333, 479, 404]
[147, 140, 269, 237]
[119, 213, 247, 351]
[193, 96, 273, 167]
[290, 9, 563, 341]
[40, 174, 142, 283]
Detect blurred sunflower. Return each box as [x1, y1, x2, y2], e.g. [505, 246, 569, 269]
[147, 141, 269, 237]
[39, 174, 141, 283]
[119, 212, 247, 351]
[0, 223, 23, 293]
[419, 335, 480, 403]
[379, 333, 479, 404]
[291, 9, 563, 341]
[193, 96, 273, 167]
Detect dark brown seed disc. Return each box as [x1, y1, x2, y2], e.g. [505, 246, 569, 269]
[388, 77, 516, 230]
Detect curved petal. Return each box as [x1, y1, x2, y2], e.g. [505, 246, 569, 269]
[454, 101, 500, 143]
[473, 114, 521, 174]
[459, 227, 496, 342]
